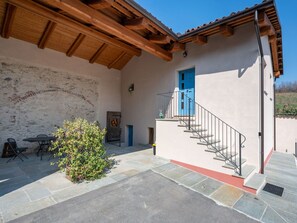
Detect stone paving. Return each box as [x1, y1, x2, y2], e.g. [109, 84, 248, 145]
[0, 144, 169, 222]
[152, 152, 297, 223]
[1, 146, 296, 223]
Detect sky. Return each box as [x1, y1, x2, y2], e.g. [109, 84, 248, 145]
[135, 0, 297, 85]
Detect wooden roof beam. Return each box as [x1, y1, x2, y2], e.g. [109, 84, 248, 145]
[85, 0, 114, 10]
[124, 17, 147, 30]
[1, 4, 17, 38]
[193, 35, 207, 45]
[7, 0, 141, 57]
[269, 35, 279, 75]
[89, 43, 108, 64]
[38, 21, 56, 49]
[169, 42, 185, 53]
[220, 25, 234, 37]
[66, 33, 85, 57]
[42, 0, 172, 61]
[258, 11, 275, 37]
[108, 51, 125, 69]
[86, 0, 133, 18]
[149, 34, 171, 44]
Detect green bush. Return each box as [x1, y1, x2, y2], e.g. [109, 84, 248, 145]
[50, 118, 112, 182]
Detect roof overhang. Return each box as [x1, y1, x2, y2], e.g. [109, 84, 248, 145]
[0, 0, 283, 74]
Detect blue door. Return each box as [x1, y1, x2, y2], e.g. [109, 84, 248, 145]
[128, 125, 133, 146]
[178, 68, 195, 115]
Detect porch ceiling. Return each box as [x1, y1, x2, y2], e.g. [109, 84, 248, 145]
[0, 0, 283, 74]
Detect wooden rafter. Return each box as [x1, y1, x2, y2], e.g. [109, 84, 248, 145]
[66, 33, 86, 57]
[258, 11, 275, 37]
[7, 0, 141, 57]
[193, 35, 207, 45]
[86, 0, 133, 18]
[86, 0, 114, 9]
[108, 51, 125, 69]
[89, 43, 108, 64]
[219, 25, 234, 37]
[1, 4, 16, 38]
[124, 17, 146, 30]
[149, 34, 170, 44]
[38, 21, 56, 49]
[42, 0, 171, 61]
[169, 42, 185, 53]
[269, 35, 279, 75]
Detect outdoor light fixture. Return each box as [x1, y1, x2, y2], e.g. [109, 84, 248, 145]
[183, 50, 188, 57]
[128, 84, 134, 93]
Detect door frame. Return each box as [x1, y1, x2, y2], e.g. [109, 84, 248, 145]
[176, 67, 196, 116]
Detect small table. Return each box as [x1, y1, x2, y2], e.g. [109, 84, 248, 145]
[23, 136, 56, 160]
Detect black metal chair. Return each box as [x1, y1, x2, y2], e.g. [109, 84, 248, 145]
[36, 134, 50, 160]
[6, 138, 28, 163]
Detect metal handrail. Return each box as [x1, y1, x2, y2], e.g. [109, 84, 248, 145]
[157, 91, 246, 175]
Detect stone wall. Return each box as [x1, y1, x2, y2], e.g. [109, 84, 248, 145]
[0, 57, 100, 151]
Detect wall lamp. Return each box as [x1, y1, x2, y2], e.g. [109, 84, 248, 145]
[128, 83, 134, 93]
[183, 50, 188, 58]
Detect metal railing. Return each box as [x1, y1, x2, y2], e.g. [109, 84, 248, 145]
[157, 91, 246, 175]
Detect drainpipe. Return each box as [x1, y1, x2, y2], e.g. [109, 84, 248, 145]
[254, 10, 265, 174]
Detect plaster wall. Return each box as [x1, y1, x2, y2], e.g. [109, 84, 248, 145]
[262, 35, 275, 161]
[121, 23, 262, 168]
[0, 38, 121, 151]
[276, 117, 297, 154]
[156, 119, 234, 175]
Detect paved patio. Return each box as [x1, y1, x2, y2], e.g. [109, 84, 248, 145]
[1, 146, 296, 222]
[0, 144, 169, 222]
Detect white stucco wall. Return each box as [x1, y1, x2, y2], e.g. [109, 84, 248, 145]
[0, 38, 121, 151]
[121, 23, 262, 169]
[262, 36, 275, 160]
[276, 117, 297, 154]
[156, 119, 234, 175]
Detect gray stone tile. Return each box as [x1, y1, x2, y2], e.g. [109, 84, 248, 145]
[261, 207, 287, 223]
[2, 197, 56, 222]
[274, 208, 297, 223]
[161, 167, 192, 181]
[210, 184, 244, 207]
[24, 182, 51, 201]
[85, 177, 117, 191]
[51, 185, 88, 203]
[191, 178, 223, 196]
[259, 191, 297, 216]
[39, 173, 74, 193]
[0, 190, 30, 212]
[110, 173, 128, 182]
[175, 172, 207, 187]
[151, 163, 178, 173]
[233, 193, 267, 220]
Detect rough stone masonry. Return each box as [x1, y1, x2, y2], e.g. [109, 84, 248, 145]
[0, 56, 98, 153]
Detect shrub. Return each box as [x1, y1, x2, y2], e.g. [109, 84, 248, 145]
[50, 118, 112, 182]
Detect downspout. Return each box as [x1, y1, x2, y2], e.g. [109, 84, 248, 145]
[254, 10, 265, 174]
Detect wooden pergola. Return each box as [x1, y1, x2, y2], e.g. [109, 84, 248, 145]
[0, 0, 283, 75]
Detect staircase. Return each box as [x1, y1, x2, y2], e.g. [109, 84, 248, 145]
[158, 91, 249, 177]
[157, 91, 266, 193]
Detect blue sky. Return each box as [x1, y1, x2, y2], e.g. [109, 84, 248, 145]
[135, 0, 296, 85]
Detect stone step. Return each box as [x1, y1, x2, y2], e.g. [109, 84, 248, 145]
[214, 151, 237, 161]
[179, 124, 201, 127]
[244, 173, 266, 193]
[233, 164, 256, 179]
[184, 129, 207, 133]
[197, 139, 220, 146]
[222, 158, 247, 169]
[204, 145, 228, 153]
[190, 134, 213, 139]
